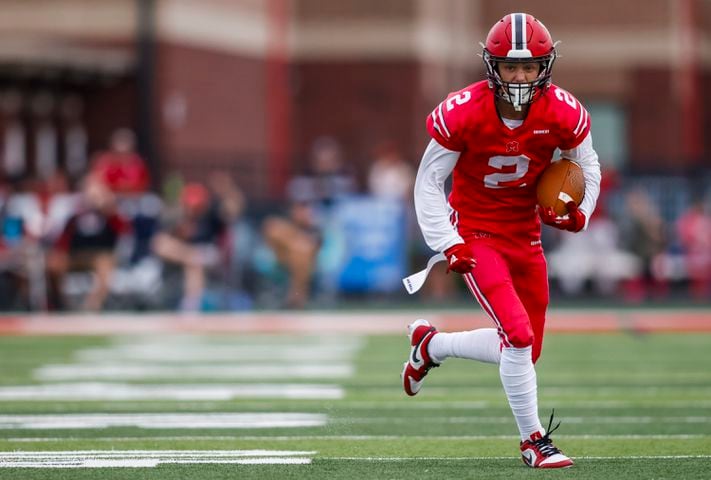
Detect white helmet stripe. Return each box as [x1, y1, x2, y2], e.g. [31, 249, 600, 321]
[511, 13, 526, 50]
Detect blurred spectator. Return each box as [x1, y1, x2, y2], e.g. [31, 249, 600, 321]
[262, 137, 355, 308]
[0, 175, 25, 309]
[676, 196, 711, 300]
[366, 142, 457, 302]
[152, 173, 244, 311]
[287, 136, 356, 210]
[547, 213, 639, 296]
[262, 200, 322, 309]
[7, 172, 75, 245]
[367, 141, 415, 200]
[90, 128, 150, 195]
[46, 177, 130, 311]
[619, 188, 668, 301]
[1, 173, 76, 310]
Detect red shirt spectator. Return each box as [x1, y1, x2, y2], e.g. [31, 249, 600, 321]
[54, 178, 131, 253]
[90, 128, 150, 194]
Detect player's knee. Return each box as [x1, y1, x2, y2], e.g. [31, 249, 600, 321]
[506, 326, 534, 349]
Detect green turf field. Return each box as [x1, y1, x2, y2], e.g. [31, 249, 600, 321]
[0, 331, 709, 479]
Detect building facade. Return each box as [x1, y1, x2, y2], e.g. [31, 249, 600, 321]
[0, 0, 708, 198]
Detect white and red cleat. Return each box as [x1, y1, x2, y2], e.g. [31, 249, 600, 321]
[401, 319, 440, 396]
[520, 413, 574, 469]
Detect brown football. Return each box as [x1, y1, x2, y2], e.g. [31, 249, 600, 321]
[536, 158, 585, 216]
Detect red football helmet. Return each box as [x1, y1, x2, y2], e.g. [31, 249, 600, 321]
[482, 13, 557, 109]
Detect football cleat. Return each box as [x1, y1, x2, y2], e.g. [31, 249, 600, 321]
[520, 410, 573, 469]
[401, 319, 440, 396]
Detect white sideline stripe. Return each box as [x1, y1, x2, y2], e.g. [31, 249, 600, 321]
[0, 383, 344, 400]
[0, 450, 315, 468]
[35, 364, 354, 381]
[6, 434, 709, 442]
[0, 413, 327, 430]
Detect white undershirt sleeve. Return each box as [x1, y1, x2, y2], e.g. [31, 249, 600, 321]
[414, 139, 464, 252]
[560, 131, 601, 230]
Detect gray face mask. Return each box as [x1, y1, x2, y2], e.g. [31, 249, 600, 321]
[502, 81, 535, 111]
[481, 44, 558, 111]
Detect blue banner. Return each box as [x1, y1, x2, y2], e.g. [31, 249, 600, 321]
[332, 196, 408, 293]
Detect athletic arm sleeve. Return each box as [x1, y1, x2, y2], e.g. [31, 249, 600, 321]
[414, 139, 464, 252]
[560, 131, 601, 230]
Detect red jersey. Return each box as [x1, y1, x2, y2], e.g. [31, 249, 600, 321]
[427, 80, 591, 240]
[91, 152, 151, 194]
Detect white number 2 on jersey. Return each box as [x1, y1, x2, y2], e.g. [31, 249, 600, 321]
[445, 91, 472, 111]
[554, 87, 577, 109]
[484, 155, 530, 189]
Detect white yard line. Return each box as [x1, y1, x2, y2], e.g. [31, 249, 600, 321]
[34, 364, 354, 381]
[1, 449, 316, 456]
[108, 334, 364, 346]
[0, 450, 709, 468]
[0, 413, 327, 430]
[0, 450, 315, 468]
[0, 383, 344, 400]
[76, 344, 363, 363]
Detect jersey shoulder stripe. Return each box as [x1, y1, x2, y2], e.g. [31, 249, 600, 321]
[432, 102, 452, 138]
[426, 81, 489, 150]
[572, 104, 589, 137]
[545, 84, 591, 148]
[430, 110, 445, 137]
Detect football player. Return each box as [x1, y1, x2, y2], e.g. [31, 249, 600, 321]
[402, 13, 602, 468]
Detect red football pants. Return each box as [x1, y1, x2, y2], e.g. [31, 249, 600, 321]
[461, 235, 549, 364]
